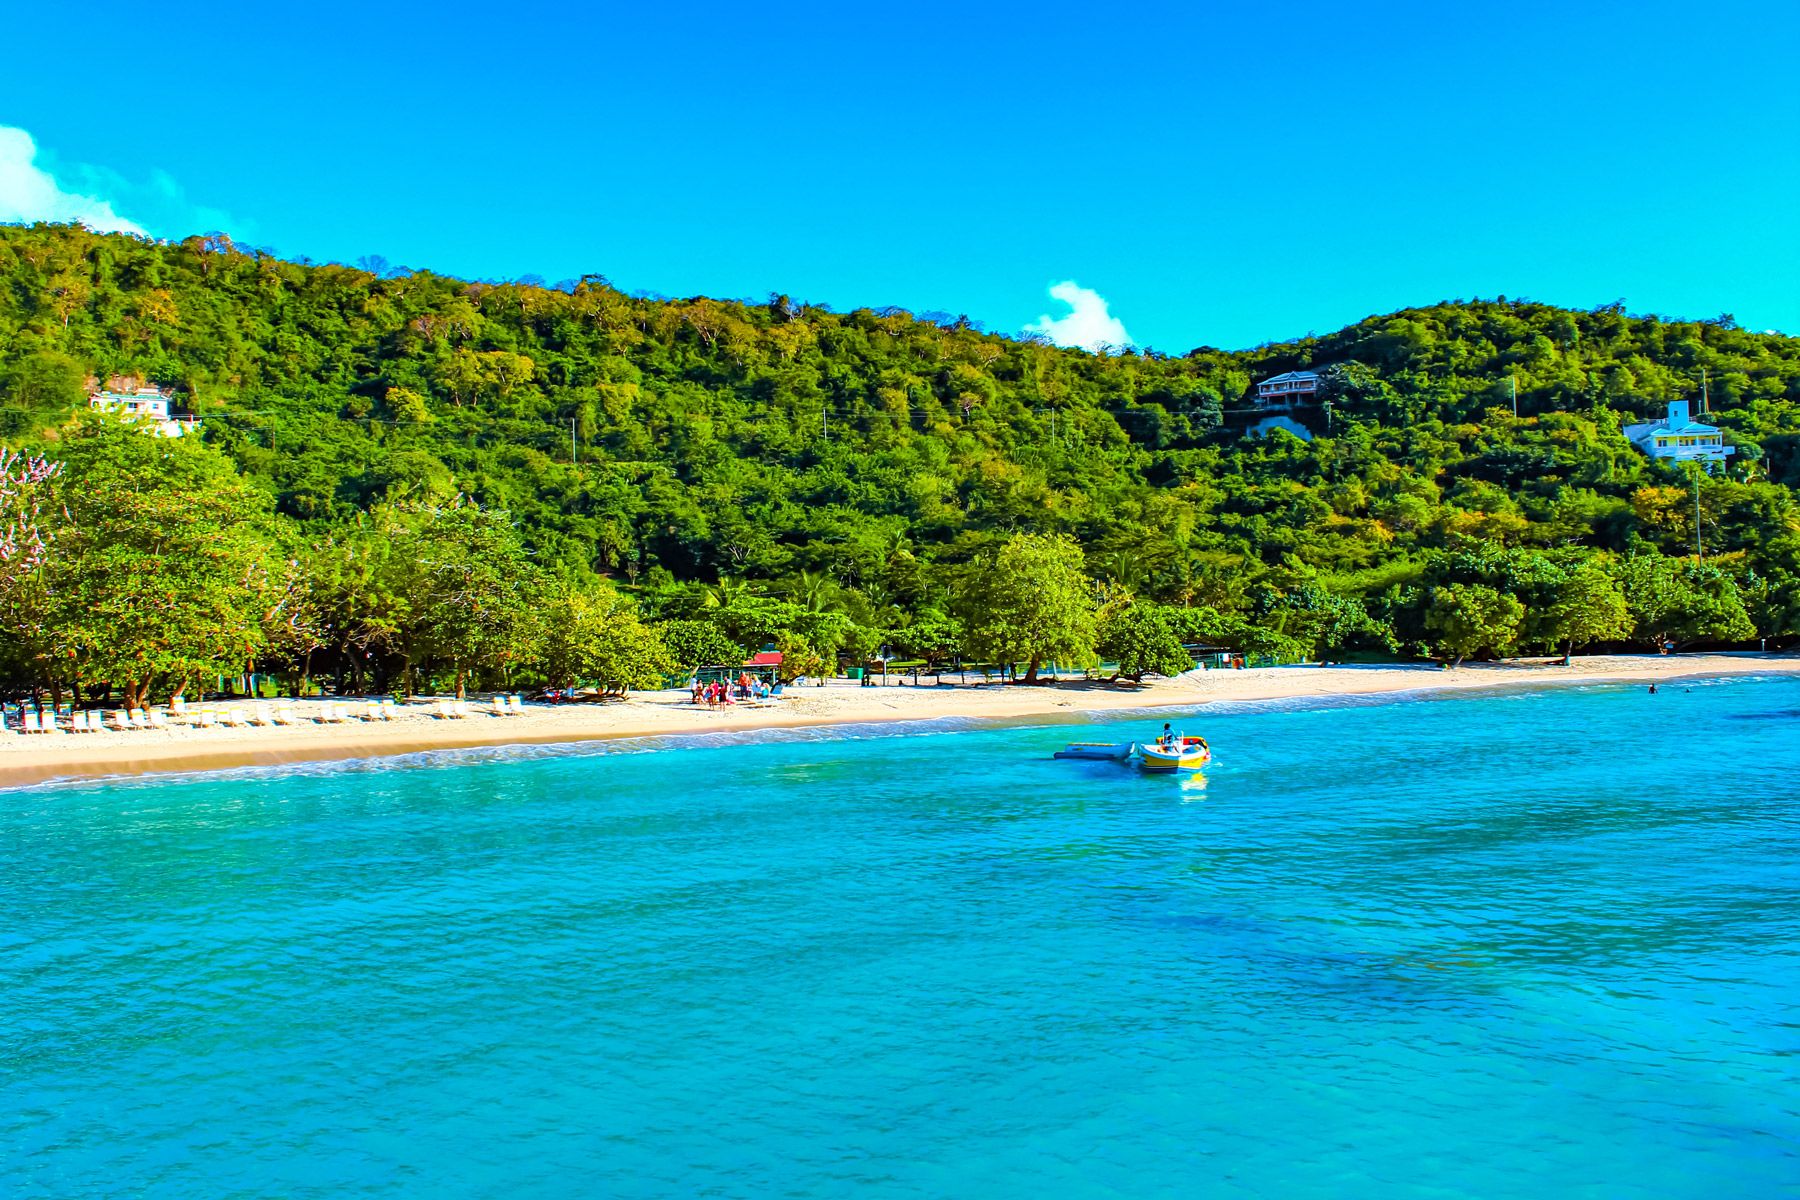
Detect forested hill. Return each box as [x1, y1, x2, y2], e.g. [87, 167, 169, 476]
[4, 222, 1800, 663]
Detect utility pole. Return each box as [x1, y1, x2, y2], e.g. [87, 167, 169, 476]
[1510, 374, 1518, 418]
[570, 417, 577, 466]
[1693, 465, 1703, 561]
[1701, 366, 1709, 415]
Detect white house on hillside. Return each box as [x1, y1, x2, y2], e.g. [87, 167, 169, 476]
[1623, 401, 1733, 468]
[88, 387, 199, 438]
[1255, 370, 1320, 409]
[1247, 370, 1321, 440]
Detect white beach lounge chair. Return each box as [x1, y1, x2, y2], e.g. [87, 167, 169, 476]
[22, 709, 41, 734]
[170, 696, 188, 719]
[253, 707, 276, 727]
[381, 699, 397, 719]
[111, 709, 131, 732]
[489, 697, 508, 717]
[148, 710, 169, 730]
[127, 709, 148, 729]
[507, 695, 524, 715]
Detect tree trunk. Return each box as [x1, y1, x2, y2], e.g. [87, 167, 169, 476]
[1562, 640, 1573, 666]
[1022, 657, 1041, 685]
[455, 669, 466, 701]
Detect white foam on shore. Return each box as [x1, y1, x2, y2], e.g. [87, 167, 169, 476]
[11, 672, 1794, 795]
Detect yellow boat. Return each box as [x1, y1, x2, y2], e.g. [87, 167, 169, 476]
[1134, 736, 1211, 773]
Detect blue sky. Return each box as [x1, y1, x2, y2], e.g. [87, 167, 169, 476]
[2, 0, 1795, 351]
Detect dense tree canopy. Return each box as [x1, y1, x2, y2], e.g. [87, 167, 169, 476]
[1, 221, 1797, 699]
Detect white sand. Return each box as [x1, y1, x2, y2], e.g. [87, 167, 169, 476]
[2, 653, 1794, 788]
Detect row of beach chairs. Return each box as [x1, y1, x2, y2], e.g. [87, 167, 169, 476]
[4, 695, 530, 734]
[431, 696, 526, 719]
[5, 707, 169, 734]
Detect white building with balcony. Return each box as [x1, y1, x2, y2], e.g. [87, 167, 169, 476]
[1255, 370, 1320, 409]
[88, 387, 199, 438]
[1623, 401, 1733, 468]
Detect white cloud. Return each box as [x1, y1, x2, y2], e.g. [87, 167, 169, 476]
[1024, 280, 1133, 352]
[0, 126, 147, 234]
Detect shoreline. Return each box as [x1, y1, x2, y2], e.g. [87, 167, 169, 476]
[4, 653, 1796, 790]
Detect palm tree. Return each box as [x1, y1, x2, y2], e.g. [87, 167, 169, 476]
[786, 569, 842, 614]
[703, 574, 759, 609]
[1095, 550, 1148, 595]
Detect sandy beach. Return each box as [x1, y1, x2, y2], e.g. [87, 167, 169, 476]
[3, 652, 1795, 789]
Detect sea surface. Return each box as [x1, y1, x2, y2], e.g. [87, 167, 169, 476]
[5, 675, 1799, 1199]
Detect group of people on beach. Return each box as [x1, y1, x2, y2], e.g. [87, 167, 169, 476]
[691, 674, 775, 710]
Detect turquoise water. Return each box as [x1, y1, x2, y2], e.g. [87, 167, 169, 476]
[5, 676, 1800, 1199]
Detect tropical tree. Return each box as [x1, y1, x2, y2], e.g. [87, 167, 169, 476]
[1542, 562, 1632, 663]
[1614, 553, 1757, 650]
[536, 579, 672, 694]
[409, 503, 544, 697]
[1256, 584, 1388, 662]
[658, 619, 745, 673]
[961, 533, 1098, 683]
[888, 611, 964, 664]
[36, 415, 284, 706]
[773, 631, 829, 683]
[1097, 603, 1193, 682]
[1423, 583, 1524, 667]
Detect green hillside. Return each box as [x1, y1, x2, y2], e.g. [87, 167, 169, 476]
[2, 222, 1798, 698]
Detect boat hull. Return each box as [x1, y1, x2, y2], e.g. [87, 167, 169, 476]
[1135, 739, 1211, 773]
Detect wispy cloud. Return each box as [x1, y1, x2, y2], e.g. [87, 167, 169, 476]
[0, 126, 147, 234]
[0, 125, 247, 241]
[1024, 280, 1133, 352]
